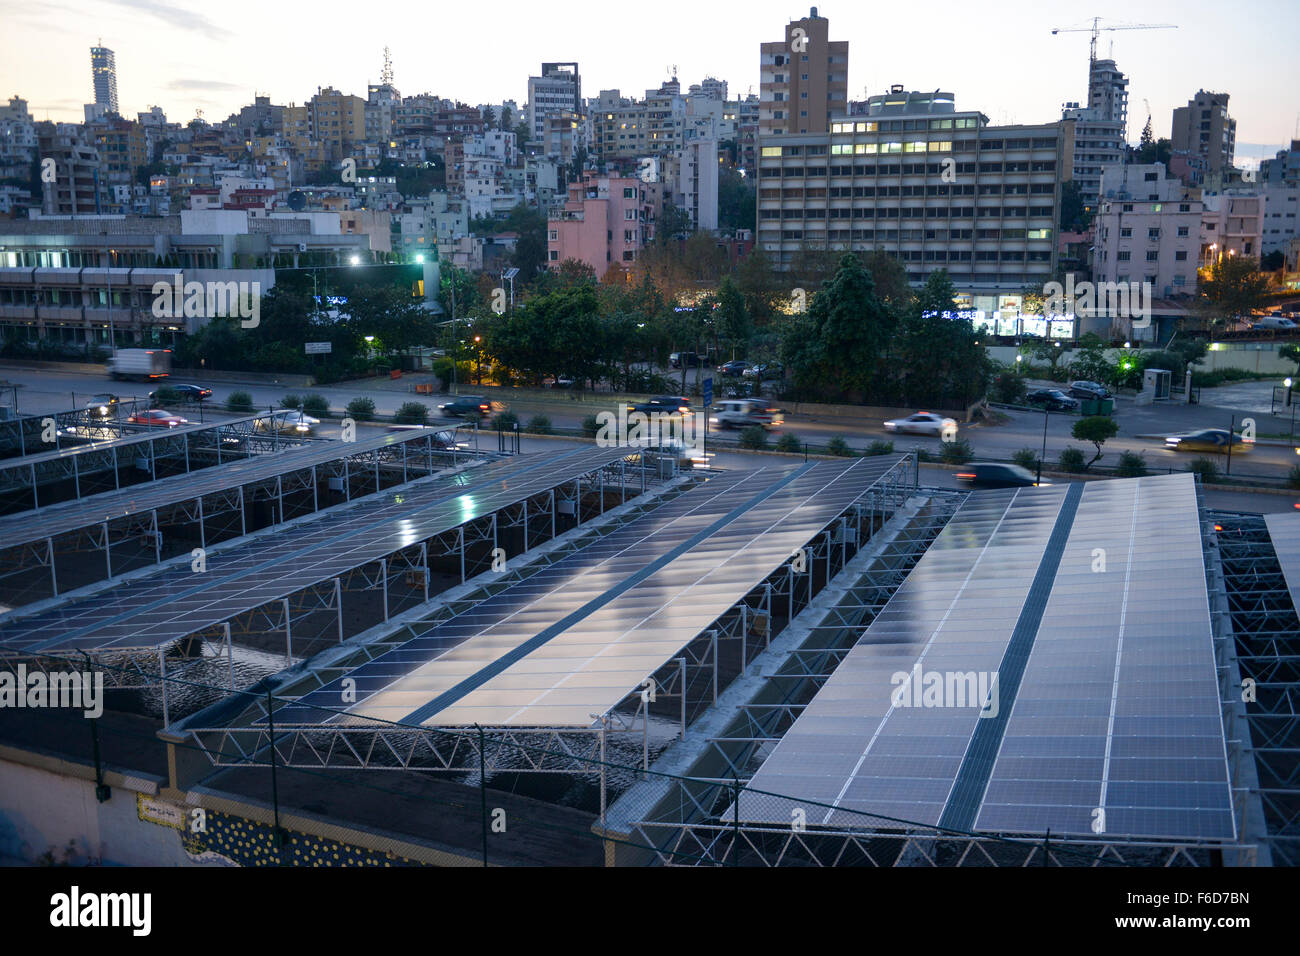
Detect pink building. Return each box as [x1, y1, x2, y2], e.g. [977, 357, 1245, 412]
[547, 174, 657, 277]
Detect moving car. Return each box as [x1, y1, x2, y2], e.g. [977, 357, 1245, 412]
[437, 396, 495, 419]
[256, 409, 320, 436]
[127, 409, 188, 428]
[1164, 428, 1252, 454]
[882, 411, 957, 437]
[86, 393, 119, 418]
[711, 399, 784, 430]
[954, 463, 1042, 489]
[627, 395, 693, 419]
[150, 383, 213, 402]
[1067, 380, 1111, 401]
[718, 359, 750, 377]
[1026, 388, 1081, 412]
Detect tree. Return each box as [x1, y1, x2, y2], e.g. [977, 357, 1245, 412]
[1197, 254, 1270, 329]
[781, 254, 896, 401]
[1072, 416, 1119, 470]
[1281, 343, 1300, 376]
[1070, 332, 1113, 385]
[713, 275, 752, 358]
[718, 167, 756, 232]
[1262, 250, 1285, 272]
[1139, 116, 1154, 150]
[891, 270, 991, 407]
[1026, 339, 1067, 376]
[1059, 180, 1090, 232]
[859, 249, 912, 314]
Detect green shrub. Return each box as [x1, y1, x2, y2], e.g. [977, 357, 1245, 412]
[493, 410, 519, 431]
[394, 401, 429, 425]
[990, 371, 1028, 405]
[301, 393, 330, 416]
[826, 436, 854, 457]
[1187, 457, 1219, 483]
[1288, 464, 1300, 490]
[1057, 447, 1087, 473]
[1115, 450, 1148, 477]
[1011, 447, 1040, 470]
[913, 446, 932, 463]
[227, 390, 254, 413]
[525, 414, 553, 435]
[739, 425, 769, 450]
[865, 439, 895, 457]
[939, 437, 973, 464]
[345, 397, 375, 422]
[775, 433, 802, 453]
[151, 385, 183, 405]
[581, 414, 601, 438]
[280, 394, 302, 409]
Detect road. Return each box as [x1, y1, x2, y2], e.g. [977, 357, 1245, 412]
[3, 363, 1298, 482]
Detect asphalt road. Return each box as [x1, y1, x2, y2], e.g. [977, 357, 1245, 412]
[4, 363, 1299, 482]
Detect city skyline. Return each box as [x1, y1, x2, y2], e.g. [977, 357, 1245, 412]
[1, 0, 1298, 163]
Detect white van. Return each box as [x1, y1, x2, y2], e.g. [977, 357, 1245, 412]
[1254, 316, 1298, 330]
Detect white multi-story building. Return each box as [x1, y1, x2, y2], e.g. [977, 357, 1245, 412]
[527, 63, 581, 142]
[1261, 184, 1300, 255]
[668, 134, 719, 231]
[1200, 193, 1264, 263]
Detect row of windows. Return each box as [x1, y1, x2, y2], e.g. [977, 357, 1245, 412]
[763, 222, 1053, 240]
[830, 118, 981, 133]
[764, 206, 1054, 222]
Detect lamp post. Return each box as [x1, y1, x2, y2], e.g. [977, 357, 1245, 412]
[474, 335, 482, 386]
[1037, 405, 1049, 485]
[1287, 377, 1295, 440]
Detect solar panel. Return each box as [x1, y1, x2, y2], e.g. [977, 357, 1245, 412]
[1264, 512, 1300, 609]
[0, 446, 630, 656]
[0, 428, 458, 548]
[976, 476, 1235, 841]
[738, 474, 1236, 844]
[271, 456, 910, 729]
[740, 484, 1070, 828]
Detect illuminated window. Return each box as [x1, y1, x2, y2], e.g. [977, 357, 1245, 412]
[761, 146, 782, 157]
[882, 142, 902, 154]
[856, 122, 877, 133]
[855, 143, 878, 154]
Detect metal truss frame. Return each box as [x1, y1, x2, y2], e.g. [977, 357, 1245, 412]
[0, 432, 474, 609]
[1208, 509, 1300, 867]
[0, 412, 316, 510]
[186, 458, 925, 794]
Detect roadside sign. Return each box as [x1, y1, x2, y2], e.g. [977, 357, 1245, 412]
[702, 377, 713, 408]
[304, 342, 332, 354]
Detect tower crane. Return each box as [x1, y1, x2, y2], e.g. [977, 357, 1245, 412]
[1051, 18, 1177, 65]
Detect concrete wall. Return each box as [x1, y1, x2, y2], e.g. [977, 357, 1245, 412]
[987, 343, 1298, 376]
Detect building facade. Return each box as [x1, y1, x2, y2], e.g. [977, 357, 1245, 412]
[759, 7, 848, 138]
[1171, 90, 1236, 175]
[90, 45, 119, 115]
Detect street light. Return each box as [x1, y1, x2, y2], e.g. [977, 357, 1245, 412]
[1287, 377, 1296, 439]
[473, 335, 482, 386]
[349, 255, 361, 266]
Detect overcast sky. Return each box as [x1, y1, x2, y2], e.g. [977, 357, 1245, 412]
[2, 0, 1297, 163]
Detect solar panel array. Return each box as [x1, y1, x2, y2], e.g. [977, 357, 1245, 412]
[740, 474, 1236, 844]
[272, 456, 908, 729]
[0, 446, 630, 656]
[1264, 512, 1300, 609]
[0, 428, 458, 547]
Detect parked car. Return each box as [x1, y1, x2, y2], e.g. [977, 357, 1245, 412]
[627, 395, 694, 419]
[1026, 388, 1081, 412]
[150, 383, 213, 402]
[437, 396, 495, 419]
[1164, 429, 1252, 454]
[256, 409, 320, 436]
[711, 399, 784, 430]
[718, 359, 750, 377]
[638, 442, 699, 470]
[1067, 381, 1112, 401]
[882, 411, 956, 437]
[742, 362, 784, 380]
[127, 409, 188, 428]
[86, 393, 120, 418]
[954, 463, 1042, 489]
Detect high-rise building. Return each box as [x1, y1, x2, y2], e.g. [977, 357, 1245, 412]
[1061, 58, 1129, 211]
[527, 63, 581, 143]
[1261, 140, 1300, 187]
[90, 44, 119, 115]
[759, 7, 848, 137]
[1086, 59, 1128, 129]
[755, 87, 1073, 312]
[1171, 91, 1236, 175]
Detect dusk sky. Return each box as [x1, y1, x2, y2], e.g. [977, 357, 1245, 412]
[2, 0, 1297, 162]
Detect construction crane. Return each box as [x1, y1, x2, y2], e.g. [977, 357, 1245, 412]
[1051, 18, 1177, 65]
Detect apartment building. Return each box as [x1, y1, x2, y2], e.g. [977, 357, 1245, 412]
[1060, 57, 1129, 210]
[527, 63, 581, 142]
[309, 87, 366, 162]
[755, 88, 1072, 308]
[547, 174, 657, 276]
[1171, 90, 1236, 175]
[1261, 184, 1300, 255]
[1200, 193, 1263, 262]
[667, 135, 719, 231]
[759, 7, 848, 137]
[90, 45, 119, 115]
[1092, 163, 1201, 298]
[1261, 140, 1300, 187]
[37, 131, 105, 215]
